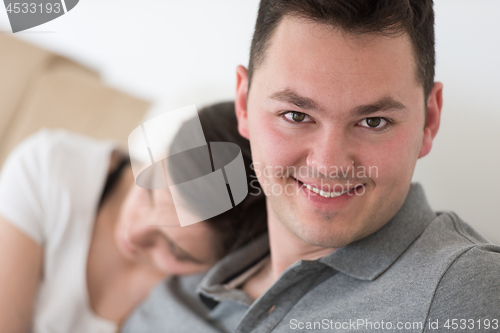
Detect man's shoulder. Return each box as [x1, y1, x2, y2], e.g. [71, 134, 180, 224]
[402, 210, 499, 277]
[408, 211, 500, 321]
[424, 210, 500, 284]
[425, 239, 500, 324]
[435, 211, 500, 275]
[413, 210, 497, 259]
[442, 243, 500, 282]
[122, 274, 227, 333]
[430, 211, 492, 243]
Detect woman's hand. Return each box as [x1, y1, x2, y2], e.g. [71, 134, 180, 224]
[0, 215, 42, 333]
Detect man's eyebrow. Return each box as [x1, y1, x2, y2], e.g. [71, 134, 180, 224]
[351, 96, 407, 117]
[270, 90, 406, 117]
[269, 88, 320, 110]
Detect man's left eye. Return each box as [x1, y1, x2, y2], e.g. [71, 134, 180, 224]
[283, 111, 312, 123]
[358, 117, 388, 129]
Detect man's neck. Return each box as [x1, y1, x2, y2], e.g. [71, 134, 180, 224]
[242, 208, 335, 300]
[267, 208, 336, 280]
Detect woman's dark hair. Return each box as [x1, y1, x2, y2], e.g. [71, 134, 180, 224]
[169, 101, 267, 258]
[248, 0, 435, 100]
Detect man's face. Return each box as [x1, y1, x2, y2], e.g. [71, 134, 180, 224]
[236, 18, 442, 248]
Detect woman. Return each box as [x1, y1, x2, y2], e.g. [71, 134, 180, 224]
[0, 102, 266, 333]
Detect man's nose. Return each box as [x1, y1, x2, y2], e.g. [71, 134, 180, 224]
[306, 127, 353, 177]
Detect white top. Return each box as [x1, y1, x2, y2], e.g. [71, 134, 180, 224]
[0, 129, 118, 333]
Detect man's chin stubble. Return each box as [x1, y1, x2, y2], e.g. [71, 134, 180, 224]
[268, 194, 354, 248]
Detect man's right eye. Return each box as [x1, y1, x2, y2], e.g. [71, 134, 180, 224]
[283, 111, 312, 123]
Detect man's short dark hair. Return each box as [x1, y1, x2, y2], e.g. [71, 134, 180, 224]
[248, 0, 435, 100]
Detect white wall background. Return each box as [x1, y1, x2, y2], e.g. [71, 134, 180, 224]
[1, 0, 498, 243]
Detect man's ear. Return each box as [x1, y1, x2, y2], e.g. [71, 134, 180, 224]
[235, 65, 250, 140]
[418, 82, 443, 158]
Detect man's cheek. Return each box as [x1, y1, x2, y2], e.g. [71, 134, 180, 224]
[253, 124, 300, 166]
[359, 140, 410, 183]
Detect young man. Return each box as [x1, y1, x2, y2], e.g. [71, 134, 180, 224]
[123, 1, 500, 332]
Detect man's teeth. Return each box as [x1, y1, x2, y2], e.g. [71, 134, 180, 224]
[304, 184, 349, 198]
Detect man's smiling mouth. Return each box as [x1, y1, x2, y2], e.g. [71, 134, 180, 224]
[293, 177, 365, 198]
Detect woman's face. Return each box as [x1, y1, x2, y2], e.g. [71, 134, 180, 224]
[115, 183, 220, 275]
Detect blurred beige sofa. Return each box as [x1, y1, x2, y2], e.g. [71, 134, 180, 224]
[0, 34, 149, 166]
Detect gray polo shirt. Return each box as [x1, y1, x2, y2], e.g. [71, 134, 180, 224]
[122, 184, 500, 332]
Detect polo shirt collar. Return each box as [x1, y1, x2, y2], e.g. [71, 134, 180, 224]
[199, 183, 436, 304]
[198, 233, 270, 307]
[319, 183, 436, 280]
